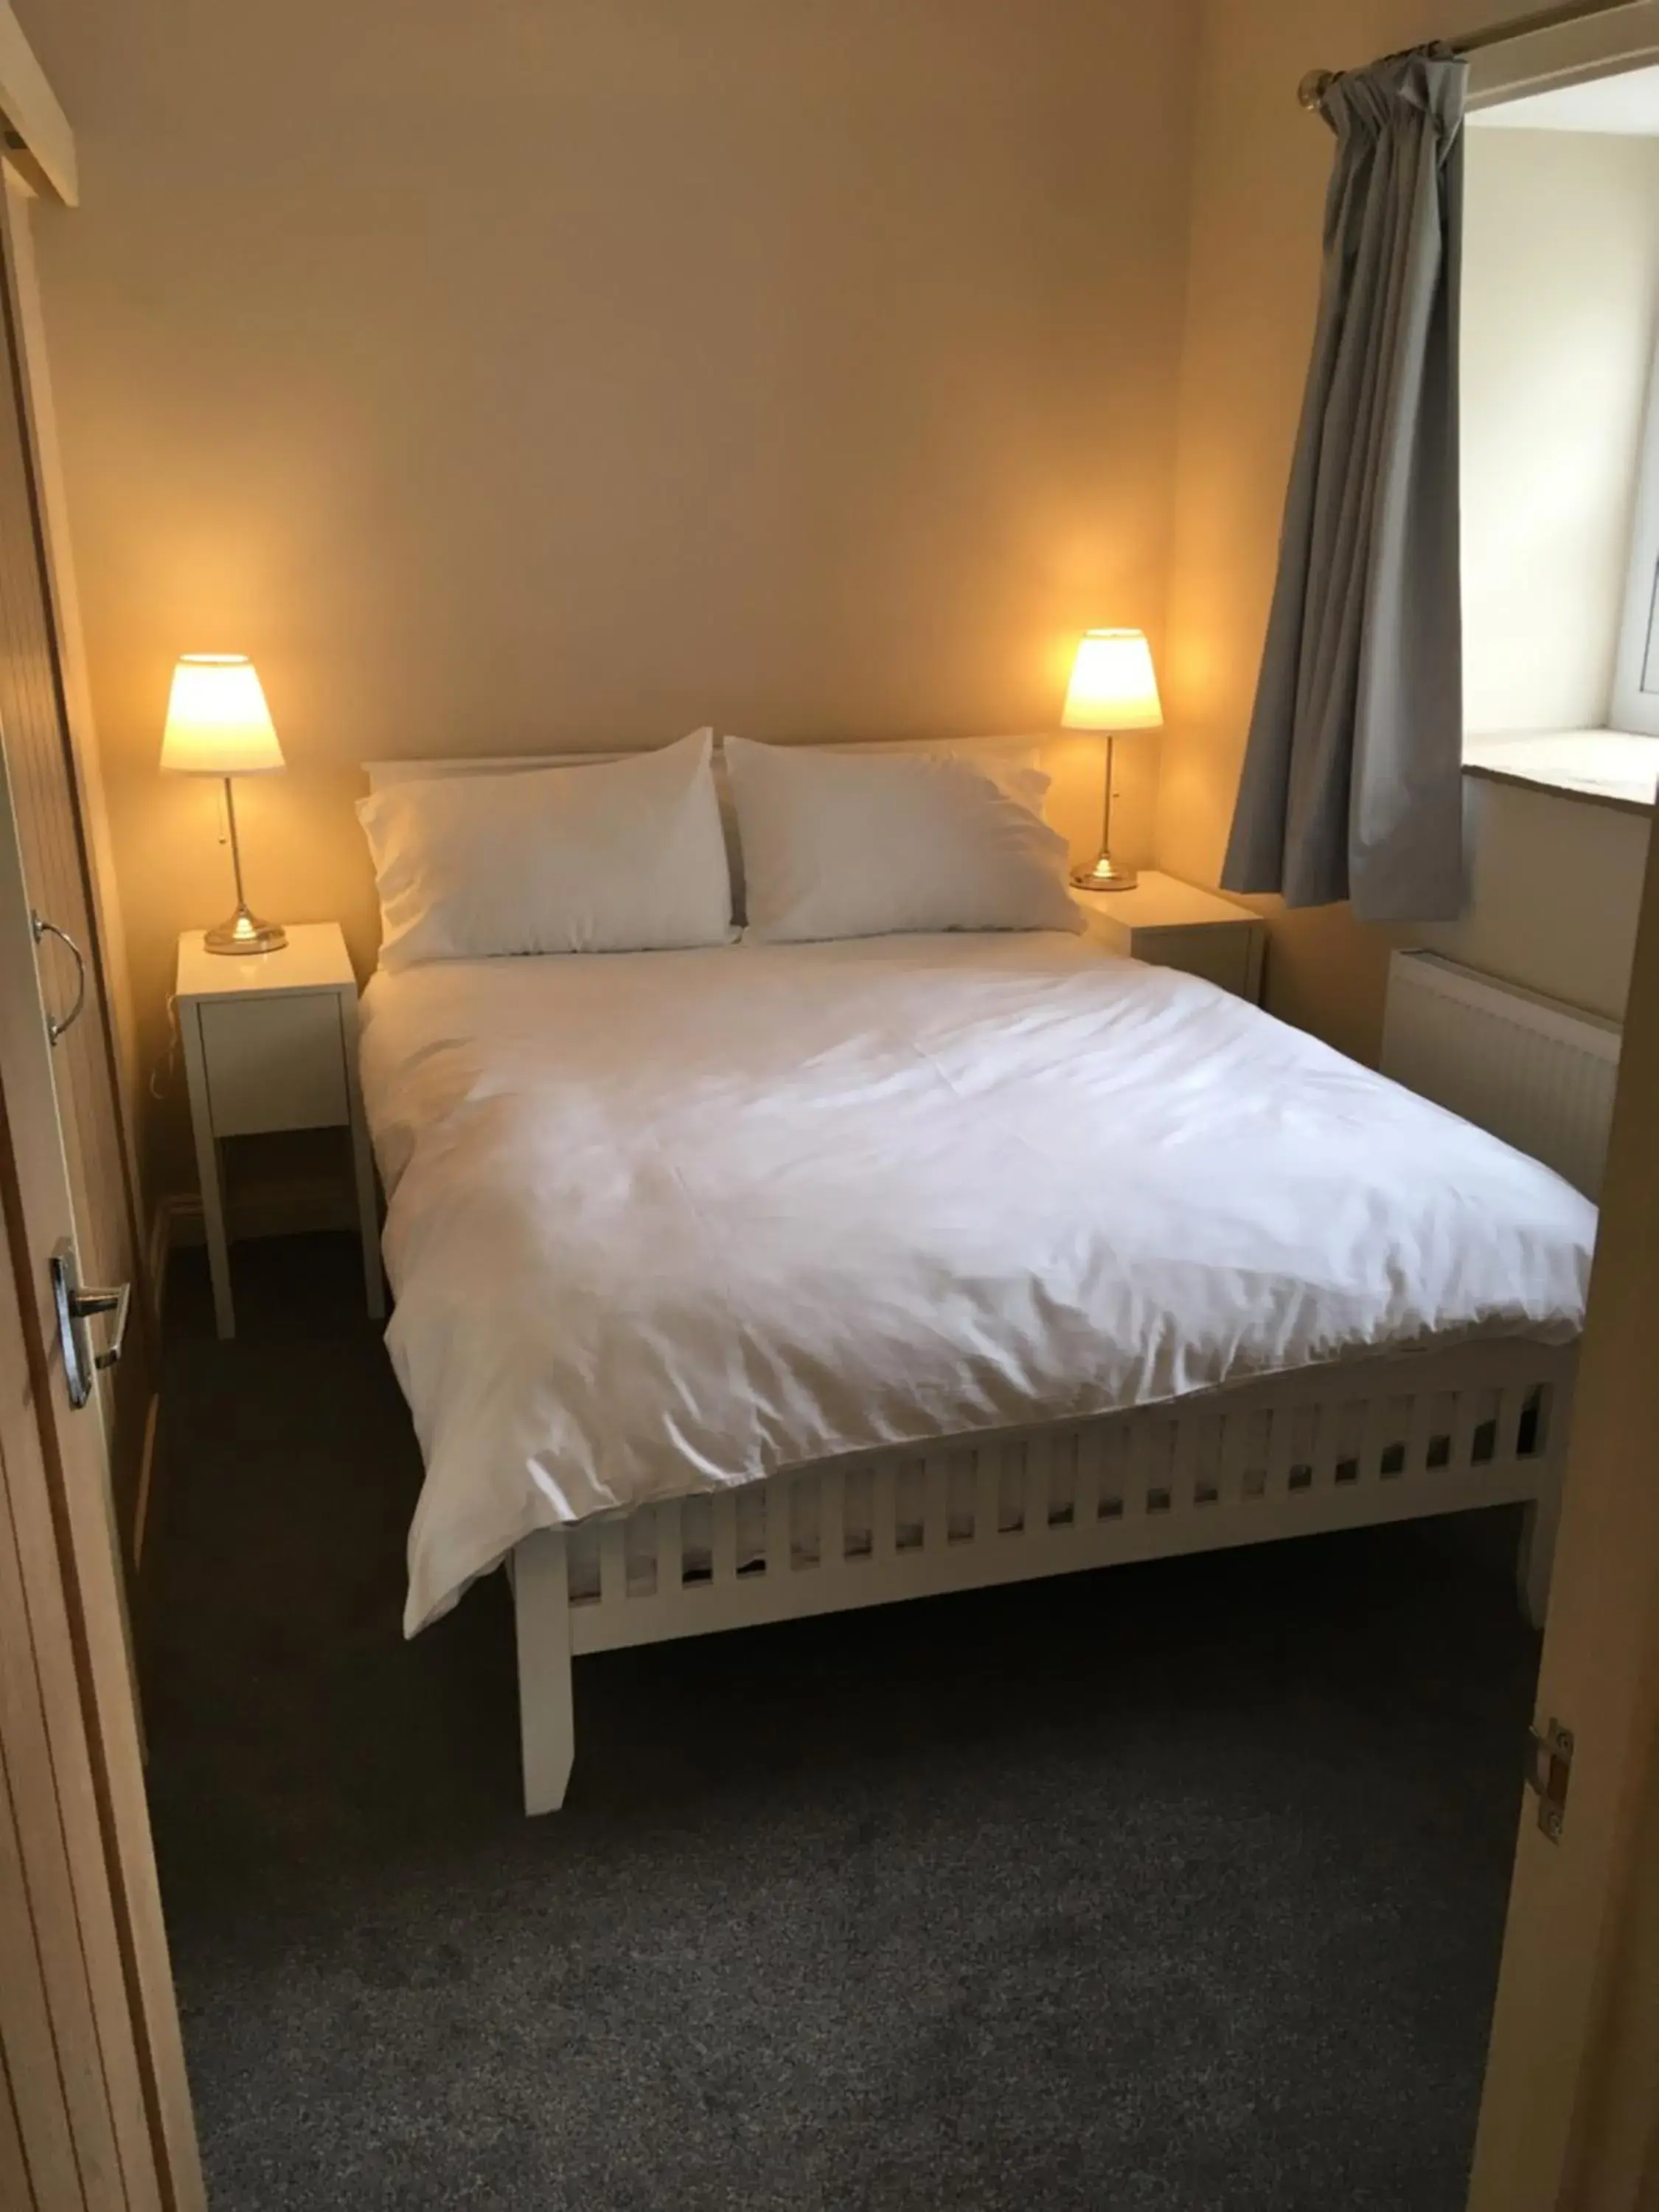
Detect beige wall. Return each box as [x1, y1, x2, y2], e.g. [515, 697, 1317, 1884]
[27, 0, 1655, 1213]
[1156, 0, 1576, 1068]
[19, 0, 1200, 1202]
[1462, 129, 1659, 737]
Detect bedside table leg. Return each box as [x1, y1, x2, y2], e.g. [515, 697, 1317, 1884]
[180, 1004, 235, 1339]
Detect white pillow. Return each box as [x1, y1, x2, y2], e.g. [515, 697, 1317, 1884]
[724, 736, 1082, 945]
[357, 728, 733, 969]
[839, 736, 1051, 818]
[712, 737, 1046, 929]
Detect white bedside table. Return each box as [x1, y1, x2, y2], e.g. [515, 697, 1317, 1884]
[176, 922, 384, 1338]
[1075, 872, 1265, 1002]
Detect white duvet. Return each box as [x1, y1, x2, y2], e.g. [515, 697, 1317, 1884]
[358, 933, 1596, 1634]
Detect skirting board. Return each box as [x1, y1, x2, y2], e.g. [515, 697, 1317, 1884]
[149, 1175, 356, 1321]
[131, 1391, 160, 1574]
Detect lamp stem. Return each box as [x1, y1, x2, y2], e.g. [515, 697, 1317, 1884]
[223, 774, 248, 911]
[204, 773, 286, 954]
[1068, 725, 1138, 892]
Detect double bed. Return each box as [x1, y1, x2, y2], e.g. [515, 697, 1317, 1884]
[356, 865, 1594, 1813]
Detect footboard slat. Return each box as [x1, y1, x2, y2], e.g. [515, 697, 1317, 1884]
[766, 1480, 790, 1582]
[1025, 1436, 1049, 1537]
[599, 1520, 626, 1607]
[521, 1340, 1576, 1810]
[872, 1464, 897, 1563]
[655, 1500, 682, 1594]
[1265, 1403, 1294, 1504]
[1126, 1421, 1157, 1520]
[712, 1493, 738, 1587]
[1408, 1390, 1440, 1480]
[1495, 1382, 1528, 1465]
[1218, 1411, 1256, 1510]
[819, 1467, 846, 1573]
[975, 1450, 1001, 1550]
[1450, 1389, 1482, 1478]
[1074, 1430, 1102, 1530]
[1357, 1399, 1388, 1489]
[924, 1453, 950, 1557]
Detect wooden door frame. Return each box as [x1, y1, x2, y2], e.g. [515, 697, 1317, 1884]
[0, 4, 74, 209]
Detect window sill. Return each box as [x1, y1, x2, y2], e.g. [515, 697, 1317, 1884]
[1462, 729, 1658, 815]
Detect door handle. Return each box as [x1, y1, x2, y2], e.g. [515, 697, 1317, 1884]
[32, 910, 87, 1046]
[50, 1240, 131, 1409]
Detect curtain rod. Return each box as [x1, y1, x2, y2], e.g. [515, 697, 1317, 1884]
[1298, 0, 1647, 108]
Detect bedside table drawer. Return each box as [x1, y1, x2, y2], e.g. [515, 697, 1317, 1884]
[199, 993, 349, 1135]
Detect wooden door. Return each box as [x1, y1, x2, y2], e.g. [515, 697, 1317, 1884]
[1467, 802, 1659, 2210]
[0, 166, 152, 1562]
[0, 1116, 164, 2211]
[0, 717, 201, 2204]
[0, 142, 201, 2212]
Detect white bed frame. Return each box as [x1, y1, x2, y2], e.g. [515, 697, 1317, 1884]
[510, 1338, 1573, 1814]
[361, 749, 1578, 1815]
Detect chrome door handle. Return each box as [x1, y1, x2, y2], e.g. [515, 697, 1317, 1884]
[50, 1240, 131, 1409]
[32, 910, 87, 1046]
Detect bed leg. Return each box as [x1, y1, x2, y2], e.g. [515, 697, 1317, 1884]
[1516, 1494, 1559, 1632]
[514, 1528, 575, 1815]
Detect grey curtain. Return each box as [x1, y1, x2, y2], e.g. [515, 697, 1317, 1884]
[1222, 49, 1468, 922]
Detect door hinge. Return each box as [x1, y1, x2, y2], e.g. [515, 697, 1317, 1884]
[1526, 1719, 1574, 1844]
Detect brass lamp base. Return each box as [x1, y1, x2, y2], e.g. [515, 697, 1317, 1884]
[1071, 853, 1138, 894]
[204, 905, 288, 956]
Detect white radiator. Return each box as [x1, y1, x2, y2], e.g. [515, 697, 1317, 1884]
[1381, 951, 1621, 1198]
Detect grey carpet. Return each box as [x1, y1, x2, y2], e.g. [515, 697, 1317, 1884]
[144, 1232, 1537, 2211]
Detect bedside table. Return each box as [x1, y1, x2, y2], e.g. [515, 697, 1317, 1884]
[176, 922, 384, 1338]
[1074, 872, 1265, 1002]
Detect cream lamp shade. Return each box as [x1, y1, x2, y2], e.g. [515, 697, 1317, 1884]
[1060, 629, 1164, 733]
[161, 653, 288, 954]
[160, 654, 285, 775]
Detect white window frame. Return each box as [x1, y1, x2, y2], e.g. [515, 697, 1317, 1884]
[1613, 339, 1659, 738]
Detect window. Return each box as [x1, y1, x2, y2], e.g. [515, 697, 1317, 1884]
[1613, 341, 1659, 740]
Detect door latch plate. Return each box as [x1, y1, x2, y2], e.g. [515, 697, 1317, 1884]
[1526, 1718, 1573, 1844]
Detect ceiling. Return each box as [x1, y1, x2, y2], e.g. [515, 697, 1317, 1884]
[1472, 62, 1659, 133]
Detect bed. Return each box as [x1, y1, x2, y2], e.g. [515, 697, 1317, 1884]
[357, 888, 1595, 1814]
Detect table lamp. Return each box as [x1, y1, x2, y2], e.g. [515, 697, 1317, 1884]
[161, 653, 288, 953]
[1062, 628, 1164, 893]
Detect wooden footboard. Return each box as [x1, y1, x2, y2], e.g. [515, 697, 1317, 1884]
[512, 1339, 1576, 1813]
